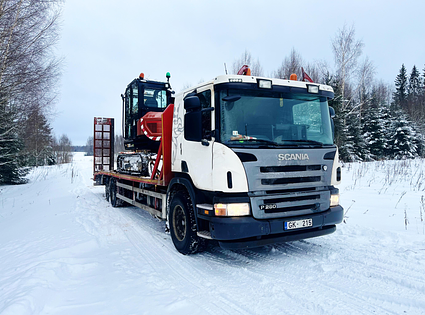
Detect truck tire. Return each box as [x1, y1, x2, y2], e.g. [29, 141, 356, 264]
[110, 178, 123, 207]
[105, 178, 110, 202]
[169, 190, 205, 255]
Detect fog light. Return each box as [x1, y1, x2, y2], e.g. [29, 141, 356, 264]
[214, 203, 250, 216]
[330, 194, 339, 207]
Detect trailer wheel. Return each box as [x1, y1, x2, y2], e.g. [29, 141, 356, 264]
[169, 190, 204, 255]
[110, 178, 123, 207]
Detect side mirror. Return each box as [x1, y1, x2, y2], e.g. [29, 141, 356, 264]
[184, 111, 202, 142]
[329, 106, 335, 118]
[184, 96, 201, 111]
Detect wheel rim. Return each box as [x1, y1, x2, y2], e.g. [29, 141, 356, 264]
[172, 205, 186, 242]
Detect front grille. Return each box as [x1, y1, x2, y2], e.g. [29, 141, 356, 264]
[252, 162, 327, 218]
[233, 147, 334, 219]
[264, 203, 319, 214]
[261, 165, 322, 173]
[265, 187, 317, 195]
[262, 176, 321, 185]
[264, 194, 320, 204]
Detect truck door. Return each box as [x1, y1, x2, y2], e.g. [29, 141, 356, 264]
[182, 86, 214, 190]
[124, 82, 139, 142]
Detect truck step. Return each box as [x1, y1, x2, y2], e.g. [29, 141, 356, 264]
[197, 231, 212, 239]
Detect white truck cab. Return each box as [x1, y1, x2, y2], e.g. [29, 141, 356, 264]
[166, 74, 343, 253]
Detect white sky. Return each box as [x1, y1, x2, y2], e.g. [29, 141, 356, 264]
[53, 0, 425, 145]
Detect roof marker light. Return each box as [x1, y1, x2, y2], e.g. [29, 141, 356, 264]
[258, 79, 272, 89]
[308, 85, 319, 94]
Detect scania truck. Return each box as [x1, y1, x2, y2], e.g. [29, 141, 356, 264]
[93, 69, 344, 254]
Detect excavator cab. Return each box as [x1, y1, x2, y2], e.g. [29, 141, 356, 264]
[122, 73, 173, 152]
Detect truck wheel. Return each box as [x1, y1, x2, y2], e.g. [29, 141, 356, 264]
[169, 190, 204, 255]
[110, 178, 123, 207]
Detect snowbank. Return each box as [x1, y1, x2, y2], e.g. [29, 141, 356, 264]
[0, 153, 424, 314]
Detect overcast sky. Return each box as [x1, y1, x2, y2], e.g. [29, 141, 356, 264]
[53, 0, 425, 145]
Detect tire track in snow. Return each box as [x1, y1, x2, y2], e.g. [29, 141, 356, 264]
[76, 187, 422, 315]
[116, 207, 251, 315]
[73, 176, 249, 315]
[72, 156, 425, 315]
[204, 240, 414, 315]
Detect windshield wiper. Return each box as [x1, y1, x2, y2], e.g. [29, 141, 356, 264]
[282, 140, 324, 146]
[228, 138, 278, 146]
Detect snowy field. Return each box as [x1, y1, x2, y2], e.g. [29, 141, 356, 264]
[1, 153, 425, 315]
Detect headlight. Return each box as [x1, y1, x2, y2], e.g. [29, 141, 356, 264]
[330, 194, 339, 207]
[214, 203, 251, 216]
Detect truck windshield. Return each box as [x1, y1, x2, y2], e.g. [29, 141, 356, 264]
[219, 89, 334, 146]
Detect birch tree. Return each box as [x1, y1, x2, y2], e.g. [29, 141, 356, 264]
[332, 24, 364, 103]
[274, 48, 303, 79]
[0, 0, 62, 182]
[232, 50, 264, 76]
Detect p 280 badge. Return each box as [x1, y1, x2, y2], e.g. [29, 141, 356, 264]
[260, 204, 277, 210]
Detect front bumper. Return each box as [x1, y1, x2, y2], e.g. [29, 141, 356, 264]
[198, 205, 343, 250]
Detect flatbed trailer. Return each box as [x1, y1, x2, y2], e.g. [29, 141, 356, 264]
[94, 170, 167, 219]
[94, 104, 174, 220]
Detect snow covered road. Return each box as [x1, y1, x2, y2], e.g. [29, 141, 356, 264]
[1, 154, 425, 314]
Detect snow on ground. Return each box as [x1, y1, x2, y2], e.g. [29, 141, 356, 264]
[1, 153, 425, 315]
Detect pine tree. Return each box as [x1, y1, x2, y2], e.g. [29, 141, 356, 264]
[363, 87, 387, 160]
[388, 110, 417, 159]
[411, 123, 425, 158]
[380, 103, 394, 158]
[344, 111, 365, 161]
[22, 106, 54, 166]
[408, 65, 421, 101]
[0, 93, 28, 184]
[393, 64, 408, 111]
[327, 74, 368, 162]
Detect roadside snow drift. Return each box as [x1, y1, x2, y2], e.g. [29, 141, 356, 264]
[1, 153, 425, 314]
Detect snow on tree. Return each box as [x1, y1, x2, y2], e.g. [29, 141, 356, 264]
[362, 86, 388, 160]
[408, 65, 421, 102]
[0, 93, 28, 184]
[388, 110, 418, 159]
[0, 0, 63, 182]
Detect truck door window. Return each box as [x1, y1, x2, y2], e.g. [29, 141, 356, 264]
[132, 83, 138, 115]
[124, 88, 132, 139]
[197, 90, 212, 139]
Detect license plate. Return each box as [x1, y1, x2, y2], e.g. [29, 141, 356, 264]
[284, 218, 313, 230]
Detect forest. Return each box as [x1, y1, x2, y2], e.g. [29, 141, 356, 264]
[0, 1, 423, 184]
[0, 0, 72, 184]
[232, 26, 425, 163]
